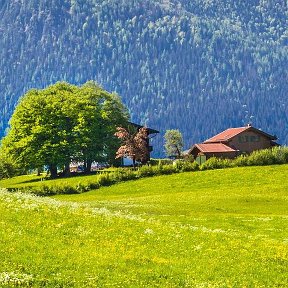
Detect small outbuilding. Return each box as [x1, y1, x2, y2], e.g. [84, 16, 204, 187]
[189, 124, 279, 163]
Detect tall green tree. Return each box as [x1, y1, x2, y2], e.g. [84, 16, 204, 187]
[73, 82, 129, 172]
[164, 129, 184, 158]
[0, 82, 129, 177]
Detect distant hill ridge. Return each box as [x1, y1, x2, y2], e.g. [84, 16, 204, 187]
[0, 0, 287, 156]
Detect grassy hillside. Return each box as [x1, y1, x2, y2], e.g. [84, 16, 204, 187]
[1, 165, 288, 287]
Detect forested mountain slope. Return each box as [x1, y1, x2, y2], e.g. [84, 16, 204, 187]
[0, 0, 287, 156]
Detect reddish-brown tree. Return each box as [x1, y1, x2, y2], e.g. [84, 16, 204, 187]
[115, 127, 149, 166]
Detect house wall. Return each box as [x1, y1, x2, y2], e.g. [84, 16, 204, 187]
[191, 149, 237, 160]
[228, 131, 272, 153]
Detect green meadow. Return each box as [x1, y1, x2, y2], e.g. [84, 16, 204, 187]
[1, 165, 288, 287]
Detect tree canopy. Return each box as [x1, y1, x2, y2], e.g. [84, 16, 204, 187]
[164, 129, 184, 158]
[0, 81, 129, 177]
[115, 126, 149, 166]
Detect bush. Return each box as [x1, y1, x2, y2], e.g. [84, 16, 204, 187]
[246, 149, 276, 166]
[97, 173, 115, 186]
[182, 161, 200, 172]
[138, 165, 155, 178]
[28, 185, 57, 196]
[201, 157, 232, 170]
[137, 163, 179, 177]
[271, 146, 288, 164]
[58, 184, 79, 195]
[173, 159, 199, 172]
[160, 164, 177, 175]
[154, 161, 164, 175]
[0, 154, 18, 179]
[89, 182, 101, 190]
[149, 158, 173, 166]
[173, 159, 184, 172]
[230, 147, 288, 167]
[31, 183, 80, 196]
[76, 182, 93, 193]
[232, 154, 249, 167]
[24, 181, 97, 196]
[244, 147, 288, 166]
[111, 168, 138, 182]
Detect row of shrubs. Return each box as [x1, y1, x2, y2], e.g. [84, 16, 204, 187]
[201, 146, 288, 170]
[11, 146, 288, 196]
[19, 161, 200, 196]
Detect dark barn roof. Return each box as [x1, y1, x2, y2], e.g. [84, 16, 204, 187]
[129, 122, 159, 135]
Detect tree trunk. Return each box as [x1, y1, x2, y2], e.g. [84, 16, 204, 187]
[176, 146, 181, 159]
[37, 167, 42, 176]
[84, 159, 92, 174]
[49, 165, 58, 178]
[63, 162, 71, 177]
[132, 156, 136, 168]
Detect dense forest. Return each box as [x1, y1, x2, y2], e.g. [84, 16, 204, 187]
[0, 0, 287, 156]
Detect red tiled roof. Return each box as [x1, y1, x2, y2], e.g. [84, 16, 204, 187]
[204, 127, 249, 143]
[204, 126, 277, 143]
[194, 143, 237, 153]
